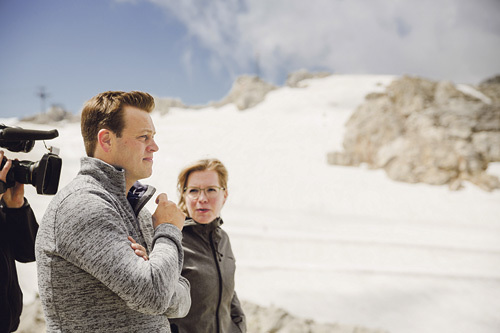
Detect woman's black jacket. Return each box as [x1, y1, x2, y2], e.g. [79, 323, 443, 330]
[170, 218, 246, 333]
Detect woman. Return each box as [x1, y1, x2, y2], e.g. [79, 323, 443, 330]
[169, 158, 246, 333]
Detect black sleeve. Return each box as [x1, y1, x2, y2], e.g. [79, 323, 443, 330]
[2, 198, 38, 263]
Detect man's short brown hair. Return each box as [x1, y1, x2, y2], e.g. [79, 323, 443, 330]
[80, 91, 155, 157]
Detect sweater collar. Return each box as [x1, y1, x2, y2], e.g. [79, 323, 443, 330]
[79, 157, 127, 198]
[79, 157, 156, 216]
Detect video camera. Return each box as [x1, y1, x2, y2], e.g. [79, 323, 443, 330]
[0, 124, 62, 195]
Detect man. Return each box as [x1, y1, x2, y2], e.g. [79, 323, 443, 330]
[0, 151, 38, 333]
[35, 91, 191, 332]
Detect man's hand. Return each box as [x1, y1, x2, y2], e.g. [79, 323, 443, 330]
[152, 193, 186, 231]
[0, 150, 24, 208]
[128, 236, 149, 261]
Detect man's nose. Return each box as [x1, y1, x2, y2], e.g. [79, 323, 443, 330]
[149, 139, 159, 152]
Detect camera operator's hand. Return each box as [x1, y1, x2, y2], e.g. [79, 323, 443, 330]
[3, 182, 25, 208]
[0, 150, 25, 208]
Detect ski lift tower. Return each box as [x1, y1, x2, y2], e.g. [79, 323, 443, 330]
[37, 86, 50, 113]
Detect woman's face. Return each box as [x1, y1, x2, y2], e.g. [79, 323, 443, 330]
[184, 170, 227, 224]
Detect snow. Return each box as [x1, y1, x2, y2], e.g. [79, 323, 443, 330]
[5, 74, 500, 333]
[456, 84, 493, 104]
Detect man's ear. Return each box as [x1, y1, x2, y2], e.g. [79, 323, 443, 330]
[97, 129, 113, 153]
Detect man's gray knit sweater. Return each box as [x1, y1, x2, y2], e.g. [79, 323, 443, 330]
[35, 157, 191, 332]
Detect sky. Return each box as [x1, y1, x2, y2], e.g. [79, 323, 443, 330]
[1, 0, 500, 119]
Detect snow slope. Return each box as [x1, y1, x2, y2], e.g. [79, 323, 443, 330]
[6, 75, 500, 333]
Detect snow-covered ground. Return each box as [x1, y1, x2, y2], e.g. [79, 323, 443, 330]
[6, 75, 500, 333]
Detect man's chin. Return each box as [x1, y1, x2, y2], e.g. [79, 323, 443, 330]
[137, 171, 153, 181]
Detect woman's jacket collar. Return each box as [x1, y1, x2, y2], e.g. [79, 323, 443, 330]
[184, 217, 223, 234]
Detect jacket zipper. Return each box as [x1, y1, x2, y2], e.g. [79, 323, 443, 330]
[211, 231, 223, 332]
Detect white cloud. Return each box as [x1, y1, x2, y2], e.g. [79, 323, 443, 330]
[142, 0, 500, 84]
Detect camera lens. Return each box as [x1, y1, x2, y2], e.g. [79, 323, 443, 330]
[0, 154, 62, 195]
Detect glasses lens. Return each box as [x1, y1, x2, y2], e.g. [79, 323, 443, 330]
[205, 186, 220, 198]
[185, 186, 221, 199]
[187, 188, 200, 198]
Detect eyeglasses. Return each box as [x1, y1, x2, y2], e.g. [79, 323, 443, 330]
[184, 186, 225, 199]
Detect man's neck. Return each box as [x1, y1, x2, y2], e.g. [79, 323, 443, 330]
[125, 180, 134, 196]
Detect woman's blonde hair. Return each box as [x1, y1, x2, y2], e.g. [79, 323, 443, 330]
[177, 158, 228, 216]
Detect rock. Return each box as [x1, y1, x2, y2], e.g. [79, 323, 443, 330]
[17, 296, 389, 333]
[478, 74, 500, 104]
[17, 295, 46, 333]
[20, 105, 80, 124]
[213, 75, 277, 110]
[327, 151, 361, 166]
[285, 69, 332, 88]
[480, 74, 500, 85]
[241, 301, 389, 333]
[154, 71, 331, 113]
[341, 96, 406, 165]
[472, 131, 500, 161]
[327, 75, 500, 191]
[153, 97, 188, 115]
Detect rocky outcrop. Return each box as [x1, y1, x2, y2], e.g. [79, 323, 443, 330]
[16, 295, 46, 333]
[242, 301, 389, 333]
[156, 70, 332, 113]
[17, 296, 388, 333]
[153, 96, 190, 115]
[285, 69, 332, 88]
[20, 105, 80, 124]
[478, 74, 500, 104]
[327, 75, 500, 191]
[213, 75, 277, 111]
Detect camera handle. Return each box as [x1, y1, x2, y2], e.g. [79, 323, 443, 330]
[0, 127, 59, 141]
